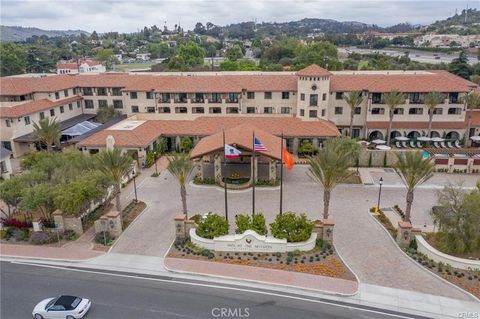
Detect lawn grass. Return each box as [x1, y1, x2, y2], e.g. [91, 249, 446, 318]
[115, 63, 153, 72]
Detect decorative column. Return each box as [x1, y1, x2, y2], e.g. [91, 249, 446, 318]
[195, 158, 204, 180]
[214, 153, 222, 184]
[175, 136, 181, 151]
[322, 219, 335, 244]
[174, 214, 186, 241]
[396, 221, 412, 248]
[269, 160, 277, 183]
[293, 138, 299, 156]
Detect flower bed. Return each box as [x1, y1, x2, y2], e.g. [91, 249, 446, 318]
[122, 200, 147, 229]
[370, 207, 397, 238]
[168, 239, 356, 281]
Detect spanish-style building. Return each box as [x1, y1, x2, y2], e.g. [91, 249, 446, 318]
[56, 58, 106, 75]
[1, 65, 478, 163]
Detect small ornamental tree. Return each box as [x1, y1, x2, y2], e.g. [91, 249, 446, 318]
[235, 213, 267, 235]
[196, 213, 229, 239]
[269, 212, 313, 243]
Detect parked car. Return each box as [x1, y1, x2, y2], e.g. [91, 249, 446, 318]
[32, 295, 91, 319]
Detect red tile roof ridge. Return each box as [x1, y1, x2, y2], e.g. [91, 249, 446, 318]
[0, 95, 82, 118]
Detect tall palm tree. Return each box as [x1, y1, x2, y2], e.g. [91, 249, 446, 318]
[307, 138, 357, 219]
[167, 152, 194, 218]
[343, 91, 364, 137]
[384, 90, 405, 145]
[96, 148, 133, 212]
[464, 91, 480, 147]
[424, 92, 445, 139]
[33, 118, 61, 152]
[395, 151, 434, 222]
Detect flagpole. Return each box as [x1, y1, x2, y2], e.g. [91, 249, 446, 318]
[223, 130, 228, 223]
[252, 131, 255, 215]
[280, 132, 283, 215]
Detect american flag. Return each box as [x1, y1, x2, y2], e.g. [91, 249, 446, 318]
[253, 137, 268, 151]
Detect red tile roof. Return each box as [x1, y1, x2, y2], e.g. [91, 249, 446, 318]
[296, 64, 331, 77]
[0, 96, 82, 118]
[57, 59, 101, 69]
[331, 70, 477, 93]
[367, 121, 466, 130]
[78, 116, 340, 148]
[190, 124, 283, 160]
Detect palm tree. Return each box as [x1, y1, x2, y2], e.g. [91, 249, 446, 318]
[96, 148, 133, 212]
[383, 90, 405, 145]
[167, 152, 194, 218]
[33, 118, 61, 152]
[395, 151, 434, 222]
[464, 91, 480, 147]
[424, 92, 445, 139]
[307, 138, 357, 219]
[343, 91, 364, 137]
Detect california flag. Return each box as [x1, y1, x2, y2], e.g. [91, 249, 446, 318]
[224, 144, 241, 159]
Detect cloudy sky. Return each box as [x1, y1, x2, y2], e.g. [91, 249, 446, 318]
[1, 0, 478, 33]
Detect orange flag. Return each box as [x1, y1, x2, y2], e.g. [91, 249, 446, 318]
[283, 148, 295, 170]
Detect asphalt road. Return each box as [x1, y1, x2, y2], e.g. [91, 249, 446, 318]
[0, 261, 425, 319]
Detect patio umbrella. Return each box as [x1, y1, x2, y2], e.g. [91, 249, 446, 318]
[431, 137, 445, 142]
[371, 139, 386, 144]
[470, 136, 480, 141]
[395, 136, 409, 141]
[417, 136, 431, 142]
[376, 145, 391, 150]
[357, 140, 371, 145]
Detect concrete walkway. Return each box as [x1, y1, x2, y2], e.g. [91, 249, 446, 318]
[0, 243, 102, 261]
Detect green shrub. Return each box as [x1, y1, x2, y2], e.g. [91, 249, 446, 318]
[63, 229, 78, 241]
[235, 213, 267, 235]
[315, 238, 324, 249]
[94, 231, 113, 245]
[409, 239, 418, 250]
[196, 213, 229, 239]
[269, 212, 313, 243]
[12, 228, 29, 241]
[29, 231, 54, 245]
[190, 214, 202, 224]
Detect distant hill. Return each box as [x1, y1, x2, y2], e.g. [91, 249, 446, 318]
[0, 25, 89, 42]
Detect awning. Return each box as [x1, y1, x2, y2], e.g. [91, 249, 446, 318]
[62, 121, 100, 137]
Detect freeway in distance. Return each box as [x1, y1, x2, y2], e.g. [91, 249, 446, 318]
[0, 261, 427, 319]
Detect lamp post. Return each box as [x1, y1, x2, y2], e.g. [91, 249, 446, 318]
[154, 151, 158, 175]
[132, 172, 138, 202]
[377, 177, 383, 212]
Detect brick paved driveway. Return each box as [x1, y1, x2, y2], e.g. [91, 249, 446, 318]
[112, 163, 477, 300]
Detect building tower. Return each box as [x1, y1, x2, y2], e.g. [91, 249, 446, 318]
[295, 64, 332, 120]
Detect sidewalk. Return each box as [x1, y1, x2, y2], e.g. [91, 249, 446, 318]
[0, 243, 102, 261]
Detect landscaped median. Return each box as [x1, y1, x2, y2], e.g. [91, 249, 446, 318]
[165, 212, 358, 295]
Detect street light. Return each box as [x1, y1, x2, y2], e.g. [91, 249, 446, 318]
[154, 151, 158, 175]
[377, 177, 383, 212]
[132, 171, 138, 202]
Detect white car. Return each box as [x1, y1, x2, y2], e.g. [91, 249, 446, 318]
[32, 295, 91, 319]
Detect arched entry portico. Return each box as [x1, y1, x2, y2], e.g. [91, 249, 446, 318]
[368, 130, 384, 141]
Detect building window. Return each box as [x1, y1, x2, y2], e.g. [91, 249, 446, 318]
[130, 92, 138, 99]
[409, 107, 423, 115]
[50, 109, 55, 116]
[227, 93, 238, 103]
[131, 106, 139, 113]
[226, 107, 238, 114]
[264, 107, 273, 114]
[335, 92, 343, 100]
[264, 92, 272, 99]
[60, 106, 64, 113]
[146, 106, 155, 113]
[281, 107, 291, 114]
[160, 93, 170, 102]
[158, 107, 171, 113]
[334, 107, 343, 115]
[97, 88, 107, 96]
[209, 107, 222, 114]
[354, 107, 361, 114]
[68, 103, 73, 111]
[84, 100, 94, 109]
[146, 92, 154, 99]
[300, 109, 305, 116]
[112, 88, 122, 96]
[210, 93, 221, 103]
[433, 108, 443, 115]
[24, 116, 31, 125]
[113, 100, 123, 109]
[83, 88, 93, 96]
[309, 110, 317, 118]
[409, 92, 422, 104]
[352, 129, 360, 138]
[371, 108, 384, 115]
[300, 93, 305, 101]
[247, 92, 255, 99]
[322, 93, 327, 101]
[448, 107, 461, 115]
[309, 94, 318, 106]
[177, 93, 188, 103]
[246, 107, 256, 113]
[282, 92, 290, 99]
[98, 100, 108, 108]
[176, 107, 188, 113]
[449, 92, 459, 104]
[5, 119, 10, 127]
[77, 101, 81, 108]
[55, 92, 60, 99]
[39, 112, 45, 120]
[64, 90, 69, 97]
[321, 109, 326, 117]
[193, 107, 205, 114]
[393, 108, 404, 115]
[73, 88, 77, 95]
[372, 93, 382, 104]
[194, 93, 204, 103]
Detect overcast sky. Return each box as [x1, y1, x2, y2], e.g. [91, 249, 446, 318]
[1, 0, 478, 33]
